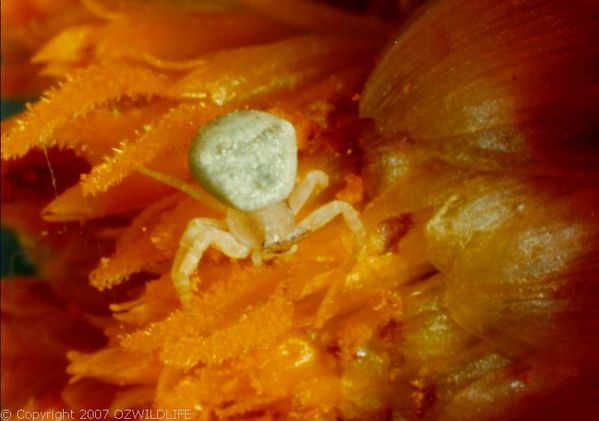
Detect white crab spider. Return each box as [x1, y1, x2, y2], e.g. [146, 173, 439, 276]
[141, 110, 366, 308]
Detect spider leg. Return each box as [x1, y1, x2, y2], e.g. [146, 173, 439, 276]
[288, 170, 329, 215]
[251, 250, 264, 266]
[172, 218, 251, 308]
[136, 167, 227, 212]
[294, 200, 366, 246]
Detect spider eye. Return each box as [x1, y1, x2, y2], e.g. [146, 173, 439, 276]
[188, 110, 298, 211]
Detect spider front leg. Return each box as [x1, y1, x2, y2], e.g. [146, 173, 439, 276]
[294, 200, 366, 247]
[172, 218, 251, 308]
[288, 170, 329, 215]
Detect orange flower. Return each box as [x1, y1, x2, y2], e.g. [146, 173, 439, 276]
[3, 1, 598, 420]
[2, 1, 400, 418]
